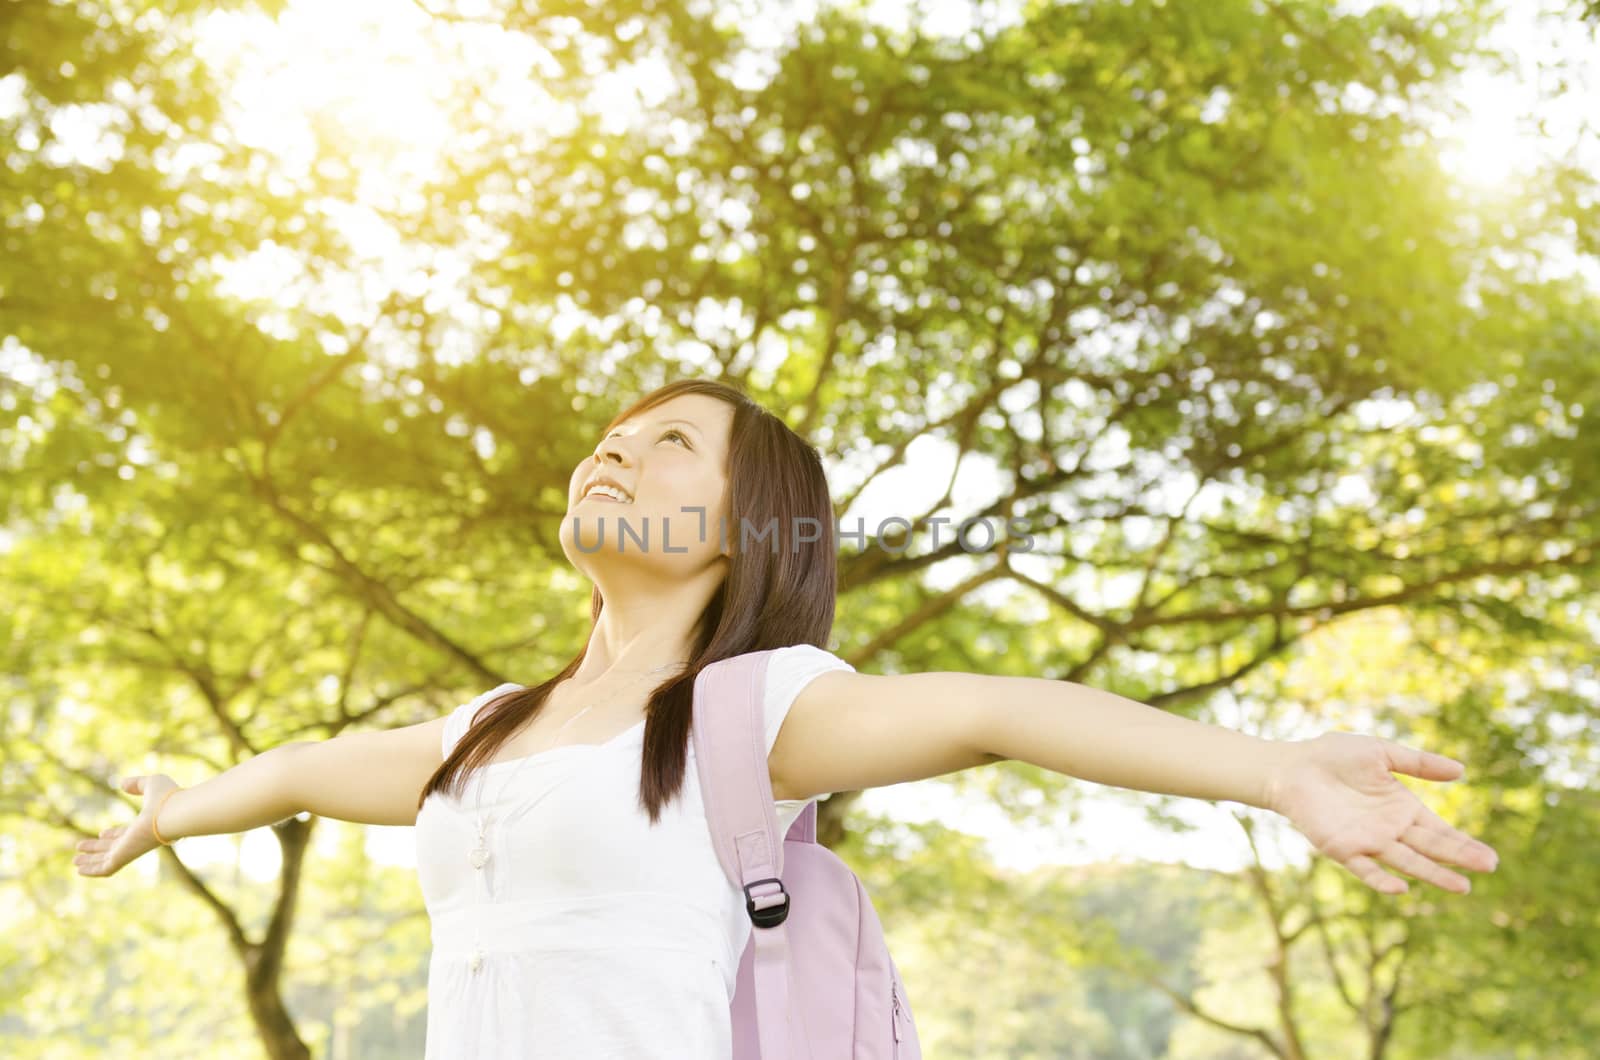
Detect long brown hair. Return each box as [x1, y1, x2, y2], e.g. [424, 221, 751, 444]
[416, 378, 842, 824]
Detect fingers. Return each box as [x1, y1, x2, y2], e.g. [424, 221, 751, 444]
[75, 780, 157, 879]
[72, 844, 109, 875]
[1377, 838, 1473, 894]
[1383, 740, 1465, 782]
[1345, 823, 1501, 896]
[75, 825, 127, 853]
[1411, 812, 1500, 872]
[1343, 853, 1409, 894]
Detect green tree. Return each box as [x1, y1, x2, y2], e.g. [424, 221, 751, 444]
[3, 0, 1594, 1056]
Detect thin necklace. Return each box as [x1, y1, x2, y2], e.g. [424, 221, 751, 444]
[466, 662, 685, 871]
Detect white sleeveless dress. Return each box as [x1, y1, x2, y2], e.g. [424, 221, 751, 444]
[413, 644, 854, 1059]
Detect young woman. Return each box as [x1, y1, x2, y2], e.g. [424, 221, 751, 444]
[74, 378, 1499, 1058]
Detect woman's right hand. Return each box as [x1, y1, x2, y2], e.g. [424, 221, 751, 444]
[73, 774, 182, 878]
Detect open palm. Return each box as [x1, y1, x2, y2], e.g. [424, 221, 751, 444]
[1266, 732, 1500, 895]
[72, 774, 178, 878]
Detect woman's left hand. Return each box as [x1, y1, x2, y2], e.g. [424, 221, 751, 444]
[1263, 731, 1500, 895]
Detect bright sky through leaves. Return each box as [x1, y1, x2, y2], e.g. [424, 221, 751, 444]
[119, 0, 1598, 882]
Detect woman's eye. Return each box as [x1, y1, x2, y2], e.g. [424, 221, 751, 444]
[598, 428, 689, 448]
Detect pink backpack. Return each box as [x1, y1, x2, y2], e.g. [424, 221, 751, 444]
[690, 648, 923, 1059]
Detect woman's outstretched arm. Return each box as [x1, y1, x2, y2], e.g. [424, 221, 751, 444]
[74, 713, 450, 877]
[768, 670, 1278, 805]
[769, 669, 1500, 896]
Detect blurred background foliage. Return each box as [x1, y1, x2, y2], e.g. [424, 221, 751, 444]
[2, 0, 1596, 1056]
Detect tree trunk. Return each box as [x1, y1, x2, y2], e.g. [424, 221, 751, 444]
[243, 974, 313, 1060]
[238, 815, 316, 1060]
[817, 789, 864, 849]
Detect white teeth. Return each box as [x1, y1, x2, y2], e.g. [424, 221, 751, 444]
[586, 485, 631, 502]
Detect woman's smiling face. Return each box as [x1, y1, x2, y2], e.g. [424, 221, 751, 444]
[560, 392, 736, 575]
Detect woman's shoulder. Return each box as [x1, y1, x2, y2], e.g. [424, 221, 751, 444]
[766, 642, 855, 675]
[441, 681, 526, 755]
[459, 681, 525, 719]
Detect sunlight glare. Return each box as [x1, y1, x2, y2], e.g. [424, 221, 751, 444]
[1430, 0, 1594, 192]
[188, 0, 680, 331]
[1438, 68, 1544, 189]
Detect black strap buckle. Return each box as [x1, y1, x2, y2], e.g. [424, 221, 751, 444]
[743, 877, 790, 928]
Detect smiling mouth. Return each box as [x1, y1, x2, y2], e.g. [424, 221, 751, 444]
[581, 485, 633, 503]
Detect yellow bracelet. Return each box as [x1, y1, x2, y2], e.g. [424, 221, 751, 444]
[150, 787, 182, 846]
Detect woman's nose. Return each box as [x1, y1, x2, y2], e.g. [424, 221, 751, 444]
[593, 434, 631, 466]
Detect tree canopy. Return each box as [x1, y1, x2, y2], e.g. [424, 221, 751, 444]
[3, 0, 1595, 1056]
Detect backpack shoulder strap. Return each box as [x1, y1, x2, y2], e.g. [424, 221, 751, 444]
[691, 647, 791, 900]
[691, 648, 803, 1060]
